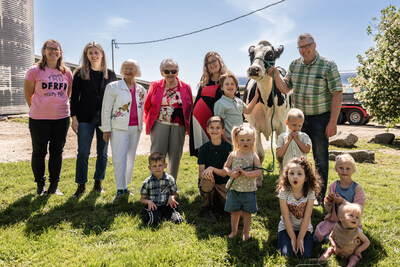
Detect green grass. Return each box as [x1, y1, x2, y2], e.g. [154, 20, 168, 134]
[0, 140, 399, 266]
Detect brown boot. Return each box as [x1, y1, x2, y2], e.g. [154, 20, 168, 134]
[93, 180, 104, 193]
[72, 183, 86, 198]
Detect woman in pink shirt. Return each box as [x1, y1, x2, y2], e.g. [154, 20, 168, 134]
[24, 39, 73, 196]
[144, 58, 193, 181]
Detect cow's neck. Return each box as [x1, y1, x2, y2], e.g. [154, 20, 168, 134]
[257, 75, 273, 102]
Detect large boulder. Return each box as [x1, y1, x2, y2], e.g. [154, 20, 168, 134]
[329, 150, 375, 163]
[329, 131, 358, 147]
[367, 133, 395, 144]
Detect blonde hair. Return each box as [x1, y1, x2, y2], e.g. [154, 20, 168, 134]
[120, 59, 142, 78]
[231, 124, 256, 152]
[200, 51, 227, 87]
[335, 154, 356, 172]
[338, 202, 362, 218]
[75, 41, 108, 80]
[38, 39, 68, 74]
[287, 108, 305, 122]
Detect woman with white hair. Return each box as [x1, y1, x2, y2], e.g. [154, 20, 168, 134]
[144, 58, 193, 180]
[100, 59, 147, 201]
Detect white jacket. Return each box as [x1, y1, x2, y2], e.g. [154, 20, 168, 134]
[100, 79, 147, 132]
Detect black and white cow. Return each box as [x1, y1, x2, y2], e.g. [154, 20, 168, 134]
[243, 40, 290, 164]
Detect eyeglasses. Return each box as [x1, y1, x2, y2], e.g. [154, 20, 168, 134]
[45, 47, 61, 52]
[297, 42, 314, 50]
[163, 70, 178, 74]
[206, 59, 218, 66]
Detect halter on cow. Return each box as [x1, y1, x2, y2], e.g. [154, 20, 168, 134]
[243, 40, 290, 167]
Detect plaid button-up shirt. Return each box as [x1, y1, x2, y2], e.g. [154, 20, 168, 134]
[284, 53, 342, 115]
[140, 172, 178, 206]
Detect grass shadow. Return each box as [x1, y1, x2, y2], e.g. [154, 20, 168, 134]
[23, 190, 143, 236]
[0, 194, 50, 227]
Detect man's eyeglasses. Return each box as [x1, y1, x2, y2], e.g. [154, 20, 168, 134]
[297, 42, 314, 50]
[46, 47, 61, 52]
[163, 70, 178, 74]
[206, 59, 218, 66]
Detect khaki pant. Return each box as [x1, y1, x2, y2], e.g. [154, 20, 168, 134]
[198, 178, 227, 209]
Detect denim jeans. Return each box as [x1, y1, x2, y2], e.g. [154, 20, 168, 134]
[29, 117, 70, 183]
[302, 112, 330, 200]
[278, 230, 313, 258]
[75, 113, 108, 184]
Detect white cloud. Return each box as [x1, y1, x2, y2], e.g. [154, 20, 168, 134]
[105, 16, 131, 30]
[224, 0, 296, 50]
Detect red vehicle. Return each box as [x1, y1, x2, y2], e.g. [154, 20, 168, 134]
[337, 71, 371, 125]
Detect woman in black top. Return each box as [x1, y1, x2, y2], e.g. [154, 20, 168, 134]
[70, 41, 116, 197]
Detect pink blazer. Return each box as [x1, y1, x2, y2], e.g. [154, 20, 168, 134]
[144, 78, 193, 135]
[314, 180, 366, 242]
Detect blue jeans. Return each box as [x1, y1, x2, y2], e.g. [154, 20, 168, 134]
[29, 117, 70, 183]
[302, 112, 330, 200]
[278, 230, 313, 258]
[75, 113, 108, 184]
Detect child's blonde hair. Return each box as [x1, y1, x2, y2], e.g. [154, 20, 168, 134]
[276, 157, 322, 197]
[335, 154, 356, 172]
[231, 124, 256, 152]
[286, 108, 305, 122]
[338, 202, 362, 218]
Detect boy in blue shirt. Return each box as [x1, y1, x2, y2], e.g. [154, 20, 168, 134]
[140, 152, 183, 225]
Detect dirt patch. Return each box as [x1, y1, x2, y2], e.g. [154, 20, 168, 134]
[0, 118, 399, 163]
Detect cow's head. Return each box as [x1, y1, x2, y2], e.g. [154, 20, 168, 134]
[247, 40, 284, 80]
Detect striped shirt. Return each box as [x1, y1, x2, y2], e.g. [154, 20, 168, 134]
[284, 53, 342, 115]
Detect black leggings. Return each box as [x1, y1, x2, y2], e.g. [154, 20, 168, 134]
[29, 117, 70, 183]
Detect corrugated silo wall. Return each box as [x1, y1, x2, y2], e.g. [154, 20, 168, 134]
[0, 0, 34, 115]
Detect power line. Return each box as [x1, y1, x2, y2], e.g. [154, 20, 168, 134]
[114, 0, 285, 46]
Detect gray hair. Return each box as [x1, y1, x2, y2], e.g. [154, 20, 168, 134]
[159, 58, 179, 72]
[298, 33, 315, 43]
[120, 59, 141, 77]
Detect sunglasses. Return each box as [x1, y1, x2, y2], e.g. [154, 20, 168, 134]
[163, 70, 178, 74]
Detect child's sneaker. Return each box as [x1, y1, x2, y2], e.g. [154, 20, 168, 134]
[171, 209, 184, 224]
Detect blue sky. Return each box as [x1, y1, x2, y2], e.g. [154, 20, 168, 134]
[34, 0, 395, 92]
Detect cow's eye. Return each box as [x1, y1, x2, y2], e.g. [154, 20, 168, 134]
[264, 51, 273, 61]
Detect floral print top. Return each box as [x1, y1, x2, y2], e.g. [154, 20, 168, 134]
[157, 85, 184, 126]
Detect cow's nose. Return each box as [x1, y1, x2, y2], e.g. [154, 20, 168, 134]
[248, 66, 260, 77]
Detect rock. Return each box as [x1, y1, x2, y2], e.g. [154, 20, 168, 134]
[0, 116, 7, 121]
[329, 150, 375, 163]
[329, 131, 358, 147]
[367, 133, 395, 144]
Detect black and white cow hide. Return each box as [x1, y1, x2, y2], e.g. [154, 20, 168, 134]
[243, 40, 291, 164]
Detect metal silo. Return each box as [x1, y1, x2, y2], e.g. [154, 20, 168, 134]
[0, 0, 34, 115]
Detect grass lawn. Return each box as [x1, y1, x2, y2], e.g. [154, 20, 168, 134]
[0, 140, 399, 266]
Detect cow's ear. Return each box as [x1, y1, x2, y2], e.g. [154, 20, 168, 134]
[274, 45, 284, 58]
[248, 46, 255, 63]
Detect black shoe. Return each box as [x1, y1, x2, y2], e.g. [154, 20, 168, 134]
[47, 182, 63, 196]
[202, 208, 217, 224]
[113, 189, 125, 202]
[37, 181, 46, 196]
[93, 180, 104, 193]
[73, 184, 86, 197]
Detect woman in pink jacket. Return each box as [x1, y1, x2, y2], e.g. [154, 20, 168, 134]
[144, 58, 193, 180]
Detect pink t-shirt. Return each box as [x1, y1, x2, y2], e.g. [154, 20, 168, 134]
[25, 65, 73, 119]
[129, 86, 138, 126]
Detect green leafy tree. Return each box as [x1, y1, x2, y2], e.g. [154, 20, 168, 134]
[352, 5, 400, 126]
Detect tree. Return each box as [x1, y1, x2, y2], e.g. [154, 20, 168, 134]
[351, 5, 400, 126]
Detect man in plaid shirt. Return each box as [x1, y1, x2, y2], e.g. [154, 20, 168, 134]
[269, 33, 343, 205]
[140, 152, 183, 225]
